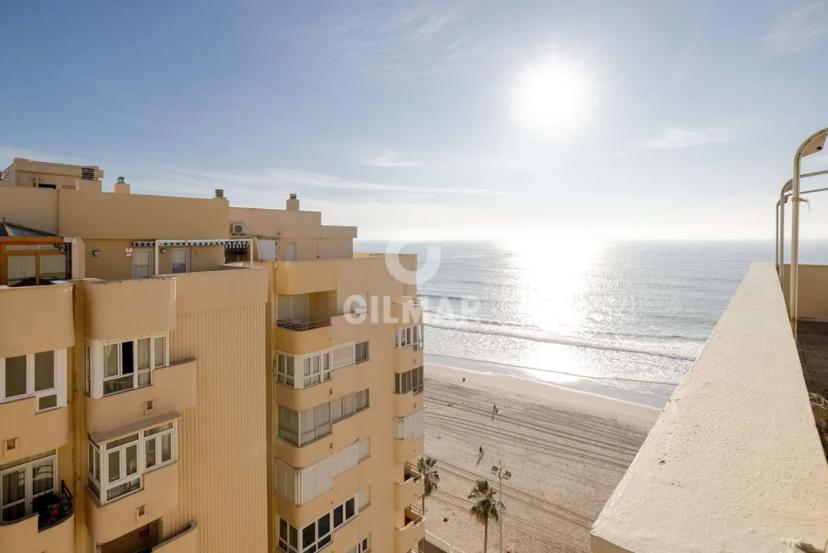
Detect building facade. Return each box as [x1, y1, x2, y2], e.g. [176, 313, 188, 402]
[0, 158, 425, 553]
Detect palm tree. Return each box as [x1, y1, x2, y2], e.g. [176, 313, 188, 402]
[468, 479, 499, 553]
[417, 455, 439, 514]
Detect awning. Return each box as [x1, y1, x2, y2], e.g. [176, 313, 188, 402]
[133, 239, 250, 249]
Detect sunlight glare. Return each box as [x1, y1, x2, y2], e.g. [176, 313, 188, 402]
[511, 57, 593, 136]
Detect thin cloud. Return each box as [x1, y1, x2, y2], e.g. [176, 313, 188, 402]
[645, 125, 741, 149]
[765, 2, 828, 54]
[364, 150, 424, 168]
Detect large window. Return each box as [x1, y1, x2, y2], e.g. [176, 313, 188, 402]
[346, 537, 370, 553]
[0, 349, 67, 412]
[2, 242, 67, 287]
[276, 438, 370, 506]
[276, 342, 361, 390]
[395, 366, 424, 395]
[86, 335, 168, 398]
[278, 492, 363, 553]
[278, 389, 369, 447]
[87, 420, 177, 504]
[395, 325, 423, 348]
[0, 451, 57, 522]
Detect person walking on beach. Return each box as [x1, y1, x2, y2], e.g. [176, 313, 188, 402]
[491, 403, 502, 421]
[477, 446, 484, 466]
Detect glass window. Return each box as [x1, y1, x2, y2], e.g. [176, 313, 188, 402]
[302, 524, 315, 548]
[355, 342, 369, 363]
[1, 468, 25, 521]
[345, 497, 355, 519]
[121, 341, 134, 374]
[154, 336, 166, 368]
[4, 356, 26, 398]
[104, 344, 119, 378]
[34, 351, 55, 391]
[6, 255, 35, 287]
[38, 254, 66, 283]
[146, 438, 157, 468]
[137, 339, 151, 370]
[333, 505, 343, 528]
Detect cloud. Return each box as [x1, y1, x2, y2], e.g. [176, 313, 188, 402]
[765, 2, 828, 54]
[363, 150, 424, 168]
[645, 125, 740, 149]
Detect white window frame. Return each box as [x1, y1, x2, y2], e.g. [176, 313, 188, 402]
[275, 349, 333, 390]
[0, 349, 67, 412]
[395, 365, 424, 396]
[278, 390, 369, 447]
[394, 409, 425, 440]
[395, 325, 423, 348]
[278, 493, 363, 553]
[88, 420, 178, 505]
[87, 334, 169, 399]
[0, 451, 58, 522]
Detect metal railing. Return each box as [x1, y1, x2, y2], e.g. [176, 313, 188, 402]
[36, 480, 73, 531]
[276, 319, 331, 331]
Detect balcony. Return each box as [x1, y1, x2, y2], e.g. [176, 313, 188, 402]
[85, 462, 179, 545]
[83, 277, 176, 341]
[151, 522, 198, 553]
[395, 463, 424, 511]
[391, 298, 423, 326]
[0, 283, 74, 360]
[276, 406, 369, 468]
[275, 314, 359, 355]
[0, 396, 68, 463]
[0, 482, 74, 553]
[394, 436, 424, 465]
[278, 361, 361, 413]
[275, 260, 338, 295]
[85, 359, 197, 434]
[395, 506, 425, 553]
[394, 344, 423, 373]
[591, 263, 828, 553]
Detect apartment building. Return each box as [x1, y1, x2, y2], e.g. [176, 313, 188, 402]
[0, 158, 425, 553]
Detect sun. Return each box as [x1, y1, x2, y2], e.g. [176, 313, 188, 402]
[511, 57, 593, 136]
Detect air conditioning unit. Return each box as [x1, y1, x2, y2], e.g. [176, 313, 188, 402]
[230, 223, 247, 235]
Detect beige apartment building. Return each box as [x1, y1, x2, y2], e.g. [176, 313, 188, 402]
[0, 158, 425, 553]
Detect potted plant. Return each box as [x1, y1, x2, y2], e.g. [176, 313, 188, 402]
[33, 492, 61, 519]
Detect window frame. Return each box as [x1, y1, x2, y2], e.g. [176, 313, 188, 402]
[0, 451, 58, 522]
[0, 349, 67, 412]
[278, 492, 362, 553]
[87, 420, 178, 505]
[87, 334, 169, 399]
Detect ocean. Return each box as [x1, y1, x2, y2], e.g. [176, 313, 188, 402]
[357, 240, 828, 407]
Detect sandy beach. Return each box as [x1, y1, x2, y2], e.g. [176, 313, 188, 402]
[423, 364, 660, 553]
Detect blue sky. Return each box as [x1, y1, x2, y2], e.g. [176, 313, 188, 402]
[2, 1, 828, 240]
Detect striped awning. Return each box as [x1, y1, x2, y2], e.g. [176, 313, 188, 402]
[133, 239, 250, 249]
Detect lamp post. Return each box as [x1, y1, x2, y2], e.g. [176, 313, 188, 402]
[491, 460, 511, 553]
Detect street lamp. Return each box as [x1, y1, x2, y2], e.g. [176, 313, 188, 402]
[491, 460, 511, 553]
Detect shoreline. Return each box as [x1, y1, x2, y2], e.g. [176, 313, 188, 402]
[426, 362, 663, 425]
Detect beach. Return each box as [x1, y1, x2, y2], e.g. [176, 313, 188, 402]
[423, 364, 660, 553]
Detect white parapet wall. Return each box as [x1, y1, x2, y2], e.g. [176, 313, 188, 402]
[591, 262, 828, 553]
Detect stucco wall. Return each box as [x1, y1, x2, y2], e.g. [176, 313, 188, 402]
[591, 263, 828, 552]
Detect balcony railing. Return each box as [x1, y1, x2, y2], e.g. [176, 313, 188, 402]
[277, 319, 331, 331]
[35, 481, 73, 531]
[404, 462, 421, 483]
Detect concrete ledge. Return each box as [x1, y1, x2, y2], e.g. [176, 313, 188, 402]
[85, 359, 197, 434]
[83, 277, 175, 340]
[0, 283, 74, 359]
[153, 522, 198, 553]
[0, 511, 74, 553]
[0, 396, 68, 464]
[591, 263, 828, 553]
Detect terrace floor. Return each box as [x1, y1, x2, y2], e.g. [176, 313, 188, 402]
[797, 321, 828, 397]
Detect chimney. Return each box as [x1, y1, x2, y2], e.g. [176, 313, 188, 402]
[215, 188, 225, 199]
[286, 193, 299, 211]
[113, 176, 130, 194]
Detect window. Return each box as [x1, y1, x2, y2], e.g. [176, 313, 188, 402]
[2, 243, 66, 286]
[0, 451, 57, 522]
[278, 494, 360, 553]
[87, 420, 177, 504]
[355, 342, 369, 364]
[132, 248, 153, 279]
[346, 537, 370, 553]
[395, 366, 424, 395]
[394, 409, 425, 440]
[395, 325, 423, 348]
[170, 248, 190, 274]
[276, 351, 331, 389]
[279, 390, 369, 447]
[0, 350, 67, 412]
[87, 335, 168, 398]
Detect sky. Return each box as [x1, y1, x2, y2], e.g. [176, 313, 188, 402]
[2, 0, 828, 240]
